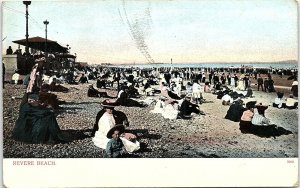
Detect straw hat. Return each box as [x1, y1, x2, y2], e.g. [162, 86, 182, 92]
[276, 92, 284, 98]
[292, 81, 298, 86]
[106, 124, 125, 139]
[246, 101, 256, 109]
[256, 104, 268, 113]
[102, 99, 118, 109]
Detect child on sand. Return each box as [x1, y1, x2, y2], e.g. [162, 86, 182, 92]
[105, 125, 127, 158]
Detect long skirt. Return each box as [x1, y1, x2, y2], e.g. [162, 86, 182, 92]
[239, 120, 252, 133]
[12, 103, 64, 144]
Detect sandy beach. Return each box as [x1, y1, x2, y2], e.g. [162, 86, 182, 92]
[3, 73, 298, 158]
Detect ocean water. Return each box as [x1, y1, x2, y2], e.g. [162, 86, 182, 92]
[117, 63, 298, 69]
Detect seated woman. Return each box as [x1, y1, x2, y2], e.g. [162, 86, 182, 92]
[97, 79, 107, 89]
[162, 101, 180, 120]
[286, 94, 298, 109]
[273, 92, 286, 108]
[251, 104, 273, 126]
[291, 81, 298, 97]
[160, 82, 182, 100]
[246, 103, 292, 138]
[143, 80, 155, 96]
[178, 94, 203, 119]
[150, 97, 166, 114]
[239, 101, 256, 133]
[12, 93, 66, 144]
[250, 104, 277, 137]
[127, 83, 140, 98]
[79, 74, 88, 84]
[214, 81, 222, 91]
[12, 71, 20, 84]
[92, 100, 140, 153]
[225, 99, 245, 122]
[204, 82, 213, 93]
[91, 100, 129, 137]
[221, 93, 233, 105]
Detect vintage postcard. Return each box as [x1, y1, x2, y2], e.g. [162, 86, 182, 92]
[1, 0, 298, 187]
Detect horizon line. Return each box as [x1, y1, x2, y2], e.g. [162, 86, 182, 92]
[88, 59, 298, 65]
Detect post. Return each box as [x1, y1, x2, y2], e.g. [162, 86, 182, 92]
[43, 20, 49, 73]
[43, 20, 49, 63]
[23, 1, 31, 56]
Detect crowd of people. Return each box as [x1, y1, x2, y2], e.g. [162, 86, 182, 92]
[7, 59, 298, 157]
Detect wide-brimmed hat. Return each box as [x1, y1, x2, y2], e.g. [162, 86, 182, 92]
[292, 81, 298, 86]
[276, 92, 284, 98]
[102, 99, 118, 108]
[246, 101, 256, 109]
[106, 124, 125, 138]
[256, 104, 268, 112]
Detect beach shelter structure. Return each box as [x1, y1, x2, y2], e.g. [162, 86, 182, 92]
[56, 54, 76, 59]
[13, 36, 68, 53]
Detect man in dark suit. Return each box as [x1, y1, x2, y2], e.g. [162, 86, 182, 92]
[257, 75, 264, 91]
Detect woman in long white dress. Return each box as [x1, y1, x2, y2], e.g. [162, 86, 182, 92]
[92, 100, 140, 153]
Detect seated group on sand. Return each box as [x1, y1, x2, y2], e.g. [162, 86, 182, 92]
[10, 61, 297, 157]
[224, 99, 293, 138]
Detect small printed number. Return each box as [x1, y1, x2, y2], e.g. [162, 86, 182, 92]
[287, 160, 294, 163]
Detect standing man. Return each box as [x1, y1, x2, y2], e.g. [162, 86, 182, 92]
[263, 78, 269, 92]
[257, 75, 264, 91]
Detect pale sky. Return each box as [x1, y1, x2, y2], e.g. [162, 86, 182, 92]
[1, 0, 298, 64]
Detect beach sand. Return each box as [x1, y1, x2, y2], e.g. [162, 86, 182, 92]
[3, 74, 298, 158]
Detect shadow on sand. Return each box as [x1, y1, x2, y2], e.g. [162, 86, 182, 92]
[242, 125, 292, 139]
[61, 129, 92, 142]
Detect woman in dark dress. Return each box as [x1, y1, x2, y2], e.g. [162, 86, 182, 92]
[224, 99, 245, 122]
[12, 94, 65, 144]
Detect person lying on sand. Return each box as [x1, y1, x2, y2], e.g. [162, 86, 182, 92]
[116, 86, 147, 107]
[87, 84, 113, 98]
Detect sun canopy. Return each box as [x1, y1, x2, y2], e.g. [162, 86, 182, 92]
[13, 36, 68, 53]
[56, 54, 76, 58]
